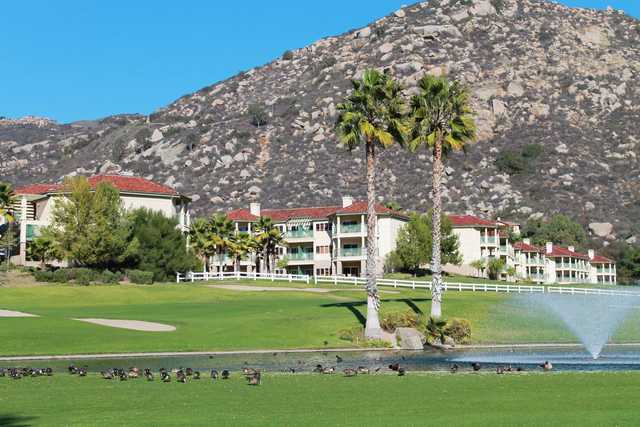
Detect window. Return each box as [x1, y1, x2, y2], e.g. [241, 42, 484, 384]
[316, 268, 331, 276]
[315, 223, 329, 231]
[315, 245, 330, 254]
[238, 224, 249, 232]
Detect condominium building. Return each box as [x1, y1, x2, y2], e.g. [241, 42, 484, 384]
[226, 197, 408, 276]
[448, 214, 617, 285]
[11, 175, 191, 266]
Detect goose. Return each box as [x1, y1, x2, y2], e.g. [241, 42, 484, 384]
[247, 371, 261, 386]
[312, 364, 324, 373]
[335, 355, 343, 363]
[471, 363, 481, 372]
[496, 366, 504, 375]
[450, 364, 459, 374]
[221, 370, 230, 380]
[101, 370, 114, 380]
[177, 372, 187, 383]
[185, 368, 193, 376]
[210, 369, 219, 380]
[322, 367, 335, 374]
[357, 366, 370, 375]
[77, 367, 87, 377]
[0, 368, 5, 377]
[45, 367, 53, 376]
[242, 367, 258, 377]
[161, 372, 171, 383]
[343, 368, 357, 377]
[144, 369, 154, 381]
[397, 367, 406, 376]
[68, 365, 78, 375]
[119, 372, 128, 381]
[192, 371, 201, 380]
[540, 361, 553, 371]
[388, 363, 400, 372]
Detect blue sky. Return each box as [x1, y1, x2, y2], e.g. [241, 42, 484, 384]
[1, 1, 637, 123]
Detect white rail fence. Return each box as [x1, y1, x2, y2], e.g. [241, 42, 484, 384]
[176, 271, 640, 297]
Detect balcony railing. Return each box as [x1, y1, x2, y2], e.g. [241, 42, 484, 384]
[288, 252, 314, 260]
[597, 268, 614, 274]
[287, 229, 313, 238]
[340, 247, 363, 257]
[527, 258, 544, 265]
[481, 236, 497, 245]
[340, 223, 362, 233]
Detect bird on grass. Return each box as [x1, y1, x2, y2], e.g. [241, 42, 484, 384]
[343, 368, 357, 377]
[388, 363, 400, 372]
[312, 364, 324, 373]
[335, 355, 343, 363]
[101, 370, 114, 380]
[119, 372, 128, 381]
[210, 369, 219, 380]
[540, 361, 553, 371]
[357, 366, 370, 375]
[185, 368, 194, 376]
[247, 371, 261, 386]
[68, 365, 78, 375]
[322, 367, 335, 374]
[176, 371, 187, 383]
[193, 371, 201, 380]
[45, 367, 53, 376]
[144, 369, 154, 381]
[471, 363, 481, 372]
[450, 364, 459, 374]
[397, 367, 406, 377]
[496, 366, 504, 375]
[221, 370, 230, 380]
[161, 372, 171, 383]
[0, 368, 6, 377]
[77, 367, 87, 377]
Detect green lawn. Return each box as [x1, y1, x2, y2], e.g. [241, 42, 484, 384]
[1, 280, 640, 357]
[1, 373, 639, 426]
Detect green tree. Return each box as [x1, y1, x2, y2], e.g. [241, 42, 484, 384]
[253, 217, 284, 273]
[0, 181, 15, 223]
[391, 212, 461, 275]
[0, 223, 17, 269]
[523, 214, 587, 247]
[487, 258, 506, 280]
[128, 209, 200, 281]
[406, 74, 476, 318]
[336, 68, 406, 339]
[470, 259, 486, 278]
[209, 213, 235, 275]
[50, 177, 137, 269]
[29, 227, 60, 269]
[228, 232, 255, 273]
[189, 218, 216, 272]
[618, 245, 640, 283]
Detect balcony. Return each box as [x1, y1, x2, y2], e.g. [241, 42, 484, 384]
[527, 257, 544, 266]
[340, 247, 363, 257]
[597, 268, 614, 274]
[340, 223, 362, 234]
[288, 252, 314, 261]
[481, 236, 497, 245]
[286, 229, 313, 239]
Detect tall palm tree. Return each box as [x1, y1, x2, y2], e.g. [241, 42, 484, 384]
[406, 74, 476, 318]
[209, 213, 235, 275]
[253, 217, 285, 273]
[189, 218, 216, 272]
[0, 182, 15, 223]
[336, 68, 406, 339]
[228, 232, 255, 273]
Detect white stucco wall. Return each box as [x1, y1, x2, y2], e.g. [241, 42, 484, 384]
[452, 228, 482, 265]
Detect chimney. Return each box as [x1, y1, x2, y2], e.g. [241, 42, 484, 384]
[588, 249, 595, 260]
[342, 196, 354, 208]
[523, 238, 531, 245]
[568, 246, 575, 252]
[250, 202, 261, 217]
[545, 242, 553, 254]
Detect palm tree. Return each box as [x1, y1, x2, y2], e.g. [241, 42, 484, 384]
[253, 217, 284, 274]
[406, 74, 476, 318]
[426, 316, 448, 345]
[470, 259, 486, 278]
[189, 218, 216, 272]
[209, 213, 235, 276]
[0, 182, 15, 223]
[228, 232, 254, 273]
[336, 68, 406, 339]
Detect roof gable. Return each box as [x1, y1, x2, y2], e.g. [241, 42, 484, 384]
[14, 175, 178, 197]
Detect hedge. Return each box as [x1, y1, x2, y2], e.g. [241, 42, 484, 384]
[126, 269, 154, 285]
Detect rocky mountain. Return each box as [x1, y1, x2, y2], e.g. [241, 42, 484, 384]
[1, 0, 639, 246]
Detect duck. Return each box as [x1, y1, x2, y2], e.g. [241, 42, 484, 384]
[312, 364, 324, 373]
[471, 363, 481, 372]
[247, 371, 261, 386]
[193, 371, 201, 380]
[185, 367, 194, 376]
[161, 372, 171, 382]
[397, 367, 406, 376]
[77, 367, 87, 377]
[119, 372, 128, 381]
[450, 364, 459, 374]
[144, 369, 154, 381]
[176, 372, 187, 383]
[357, 366, 370, 375]
[68, 365, 78, 375]
[540, 361, 553, 371]
[388, 363, 400, 372]
[335, 355, 343, 363]
[343, 368, 357, 377]
[101, 370, 114, 380]
[242, 367, 258, 378]
[221, 370, 230, 380]
[210, 369, 219, 380]
[496, 366, 504, 375]
[322, 367, 335, 374]
[45, 367, 53, 376]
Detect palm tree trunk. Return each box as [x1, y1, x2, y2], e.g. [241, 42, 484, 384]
[431, 135, 444, 318]
[364, 141, 382, 339]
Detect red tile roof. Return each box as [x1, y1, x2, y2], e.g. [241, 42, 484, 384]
[545, 245, 589, 260]
[513, 241, 542, 252]
[590, 254, 614, 263]
[14, 175, 178, 196]
[227, 202, 408, 222]
[448, 215, 498, 227]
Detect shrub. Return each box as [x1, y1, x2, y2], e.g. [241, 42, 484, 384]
[444, 318, 472, 344]
[282, 50, 294, 60]
[522, 143, 543, 159]
[490, 0, 506, 14]
[380, 310, 421, 332]
[99, 270, 121, 284]
[74, 268, 94, 286]
[247, 104, 268, 127]
[126, 269, 154, 284]
[53, 269, 71, 283]
[33, 270, 55, 283]
[495, 151, 526, 175]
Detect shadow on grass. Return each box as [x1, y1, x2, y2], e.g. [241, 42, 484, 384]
[321, 298, 431, 326]
[0, 414, 37, 427]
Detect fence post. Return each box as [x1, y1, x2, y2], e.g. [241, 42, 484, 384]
[314, 275, 317, 285]
[191, 273, 194, 283]
[176, 273, 180, 283]
[334, 276, 337, 286]
[288, 274, 292, 283]
[306, 275, 309, 285]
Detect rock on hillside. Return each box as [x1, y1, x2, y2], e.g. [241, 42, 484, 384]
[1, 0, 639, 243]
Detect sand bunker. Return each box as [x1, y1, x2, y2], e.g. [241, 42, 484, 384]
[73, 318, 176, 332]
[0, 309, 38, 318]
[209, 285, 399, 294]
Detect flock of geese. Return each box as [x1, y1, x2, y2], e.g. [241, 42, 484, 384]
[0, 357, 554, 383]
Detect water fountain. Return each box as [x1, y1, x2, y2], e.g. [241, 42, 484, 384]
[528, 292, 638, 359]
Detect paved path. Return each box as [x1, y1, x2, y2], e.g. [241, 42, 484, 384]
[0, 309, 38, 318]
[209, 284, 399, 294]
[73, 318, 176, 332]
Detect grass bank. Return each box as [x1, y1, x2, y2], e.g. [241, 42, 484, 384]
[0, 373, 638, 426]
